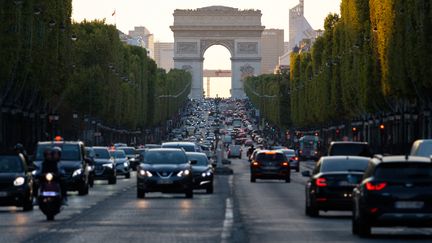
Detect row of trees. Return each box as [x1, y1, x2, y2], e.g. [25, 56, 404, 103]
[0, 1, 191, 137]
[246, 0, 432, 129]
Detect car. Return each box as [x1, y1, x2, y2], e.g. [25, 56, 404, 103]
[228, 145, 242, 159]
[34, 141, 90, 195]
[199, 144, 214, 159]
[137, 148, 194, 198]
[250, 150, 290, 183]
[298, 135, 321, 161]
[302, 156, 370, 217]
[144, 144, 162, 149]
[0, 153, 34, 211]
[161, 142, 202, 152]
[110, 150, 131, 178]
[117, 147, 139, 171]
[352, 155, 432, 237]
[280, 149, 300, 172]
[410, 139, 432, 157]
[328, 141, 372, 157]
[92, 147, 117, 184]
[186, 152, 215, 194]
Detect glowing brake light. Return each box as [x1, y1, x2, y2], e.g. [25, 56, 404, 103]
[281, 161, 289, 167]
[316, 178, 327, 187]
[251, 161, 260, 167]
[54, 136, 63, 141]
[365, 182, 387, 191]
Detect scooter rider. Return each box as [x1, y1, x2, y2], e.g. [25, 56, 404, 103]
[41, 147, 68, 205]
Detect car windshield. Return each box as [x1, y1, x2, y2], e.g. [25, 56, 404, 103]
[321, 158, 369, 172]
[330, 144, 371, 157]
[36, 144, 81, 161]
[163, 144, 195, 152]
[112, 151, 126, 159]
[93, 148, 111, 159]
[118, 148, 135, 155]
[256, 153, 285, 162]
[0, 156, 24, 173]
[144, 151, 187, 165]
[283, 151, 296, 157]
[187, 154, 209, 166]
[375, 163, 432, 181]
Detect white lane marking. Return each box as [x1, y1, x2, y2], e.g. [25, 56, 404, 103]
[221, 176, 234, 242]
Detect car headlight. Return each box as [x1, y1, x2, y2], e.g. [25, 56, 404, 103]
[45, 173, 54, 182]
[32, 170, 37, 176]
[103, 163, 113, 169]
[177, 169, 191, 177]
[72, 169, 82, 177]
[201, 171, 213, 177]
[129, 158, 136, 162]
[123, 162, 128, 167]
[139, 169, 152, 177]
[14, 177, 25, 186]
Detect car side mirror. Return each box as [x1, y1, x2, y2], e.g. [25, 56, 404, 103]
[301, 171, 311, 177]
[190, 160, 198, 165]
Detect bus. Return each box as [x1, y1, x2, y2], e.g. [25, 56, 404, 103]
[298, 135, 321, 161]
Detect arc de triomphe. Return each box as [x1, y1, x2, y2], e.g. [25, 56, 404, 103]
[170, 6, 265, 99]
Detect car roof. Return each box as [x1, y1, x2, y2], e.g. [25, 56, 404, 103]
[413, 139, 432, 144]
[93, 146, 109, 150]
[146, 148, 184, 152]
[371, 155, 432, 164]
[256, 150, 284, 154]
[330, 141, 368, 145]
[162, 142, 196, 146]
[38, 141, 83, 145]
[185, 152, 207, 157]
[320, 156, 370, 162]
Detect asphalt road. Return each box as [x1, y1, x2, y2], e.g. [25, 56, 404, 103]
[1, 157, 432, 242]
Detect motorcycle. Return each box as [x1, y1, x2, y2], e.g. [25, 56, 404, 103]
[38, 173, 63, 220]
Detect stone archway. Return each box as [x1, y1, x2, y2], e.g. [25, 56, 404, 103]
[171, 6, 265, 99]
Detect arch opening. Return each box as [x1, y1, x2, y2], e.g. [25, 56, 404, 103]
[203, 45, 232, 98]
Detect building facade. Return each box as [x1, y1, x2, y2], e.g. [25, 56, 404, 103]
[154, 42, 174, 71]
[261, 29, 284, 74]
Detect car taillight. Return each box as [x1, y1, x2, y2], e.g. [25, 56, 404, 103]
[365, 182, 387, 191]
[291, 156, 299, 161]
[281, 161, 289, 167]
[299, 150, 303, 154]
[316, 178, 327, 187]
[251, 161, 260, 167]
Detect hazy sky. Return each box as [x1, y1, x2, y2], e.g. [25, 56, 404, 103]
[72, 0, 341, 97]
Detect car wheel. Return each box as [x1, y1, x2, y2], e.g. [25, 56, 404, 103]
[125, 172, 131, 179]
[108, 176, 117, 185]
[357, 211, 371, 237]
[296, 166, 300, 172]
[23, 195, 33, 212]
[46, 214, 55, 221]
[352, 210, 359, 235]
[206, 184, 214, 194]
[78, 183, 89, 196]
[305, 195, 319, 217]
[250, 176, 256, 183]
[137, 189, 145, 198]
[185, 189, 193, 198]
[285, 176, 291, 183]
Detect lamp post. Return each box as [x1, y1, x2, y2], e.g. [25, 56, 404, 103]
[73, 113, 78, 140]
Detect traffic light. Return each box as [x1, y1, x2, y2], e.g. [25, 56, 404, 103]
[336, 129, 340, 136]
[352, 127, 358, 132]
[379, 124, 385, 130]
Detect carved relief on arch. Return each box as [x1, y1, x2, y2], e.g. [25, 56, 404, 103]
[240, 64, 255, 81]
[200, 39, 234, 57]
[181, 65, 193, 73]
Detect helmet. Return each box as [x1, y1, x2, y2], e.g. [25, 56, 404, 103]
[14, 143, 24, 152]
[51, 146, 62, 156]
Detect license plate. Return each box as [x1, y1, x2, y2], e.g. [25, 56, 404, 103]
[157, 180, 173, 185]
[42, 191, 58, 197]
[395, 201, 424, 209]
[0, 191, 7, 197]
[339, 181, 356, 186]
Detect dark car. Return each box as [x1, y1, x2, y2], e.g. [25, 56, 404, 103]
[161, 142, 202, 152]
[110, 150, 131, 179]
[280, 149, 300, 172]
[352, 156, 432, 237]
[186, 152, 214, 194]
[250, 150, 290, 183]
[92, 147, 117, 184]
[328, 141, 373, 157]
[303, 156, 370, 217]
[144, 144, 162, 149]
[34, 141, 90, 195]
[0, 154, 34, 211]
[118, 147, 139, 171]
[137, 148, 194, 198]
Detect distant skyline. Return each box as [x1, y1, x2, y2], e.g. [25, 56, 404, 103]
[72, 0, 341, 98]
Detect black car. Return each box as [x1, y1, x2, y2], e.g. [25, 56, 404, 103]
[92, 147, 117, 184]
[328, 141, 373, 157]
[303, 156, 370, 217]
[34, 141, 90, 195]
[352, 156, 432, 237]
[186, 152, 215, 194]
[0, 154, 34, 211]
[137, 148, 194, 198]
[118, 147, 139, 171]
[250, 150, 290, 183]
